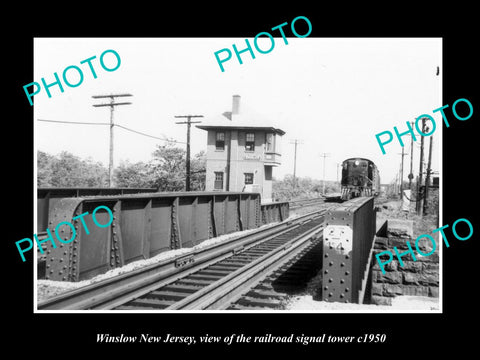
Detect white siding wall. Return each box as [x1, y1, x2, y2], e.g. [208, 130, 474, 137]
[204, 129, 277, 202]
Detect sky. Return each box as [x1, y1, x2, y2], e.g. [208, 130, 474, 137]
[34, 37, 442, 184]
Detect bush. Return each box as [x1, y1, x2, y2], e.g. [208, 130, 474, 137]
[272, 175, 340, 201]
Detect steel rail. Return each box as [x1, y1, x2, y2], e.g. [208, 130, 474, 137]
[168, 220, 325, 310]
[92, 223, 307, 310]
[227, 237, 323, 310]
[37, 208, 326, 310]
[290, 197, 325, 209]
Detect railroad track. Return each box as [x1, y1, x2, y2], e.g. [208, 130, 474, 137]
[227, 236, 323, 310]
[289, 197, 325, 209]
[38, 208, 328, 311]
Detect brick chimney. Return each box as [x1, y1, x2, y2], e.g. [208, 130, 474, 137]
[232, 94, 241, 115]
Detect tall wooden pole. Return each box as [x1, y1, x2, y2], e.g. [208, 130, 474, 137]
[423, 135, 434, 214]
[416, 117, 426, 215]
[175, 115, 203, 191]
[409, 121, 415, 190]
[92, 93, 133, 187]
[289, 139, 303, 189]
[320, 152, 331, 195]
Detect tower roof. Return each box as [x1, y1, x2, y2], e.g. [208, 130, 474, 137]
[196, 123, 285, 135]
[196, 95, 286, 135]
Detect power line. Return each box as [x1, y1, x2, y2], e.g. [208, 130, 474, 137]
[38, 119, 110, 125]
[37, 119, 186, 144]
[115, 124, 186, 144]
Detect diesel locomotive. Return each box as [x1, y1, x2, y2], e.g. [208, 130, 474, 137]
[340, 158, 380, 200]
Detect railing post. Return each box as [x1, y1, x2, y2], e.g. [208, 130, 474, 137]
[170, 197, 181, 249]
[111, 200, 124, 269]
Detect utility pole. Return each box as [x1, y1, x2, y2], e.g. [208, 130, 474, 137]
[92, 93, 133, 188]
[423, 135, 434, 215]
[398, 147, 408, 197]
[289, 139, 303, 189]
[320, 153, 331, 195]
[392, 174, 398, 196]
[408, 121, 415, 189]
[416, 117, 426, 215]
[175, 115, 203, 191]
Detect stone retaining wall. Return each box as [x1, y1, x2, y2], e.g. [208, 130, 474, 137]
[369, 219, 439, 305]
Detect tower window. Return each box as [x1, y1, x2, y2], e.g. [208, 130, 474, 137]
[245, 132, 255, 151]
[266, 133, 274, 152]
[216, 132, 225, 150]
[244, 173, 254, 185]
[214, 172, 224, 189]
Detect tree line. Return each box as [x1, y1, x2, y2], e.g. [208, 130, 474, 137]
[37, 143, 206, 191]
[38, 144, 339, 199]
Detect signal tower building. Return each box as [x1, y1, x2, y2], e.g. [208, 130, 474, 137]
[196, 95, 285, 203]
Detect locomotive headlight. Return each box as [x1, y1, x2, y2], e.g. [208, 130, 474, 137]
[354, 160, 360, 166]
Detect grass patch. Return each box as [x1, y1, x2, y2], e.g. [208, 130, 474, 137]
[376, 200, 439, 239]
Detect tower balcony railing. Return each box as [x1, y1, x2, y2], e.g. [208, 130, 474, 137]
[264, 152, 281, 166]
